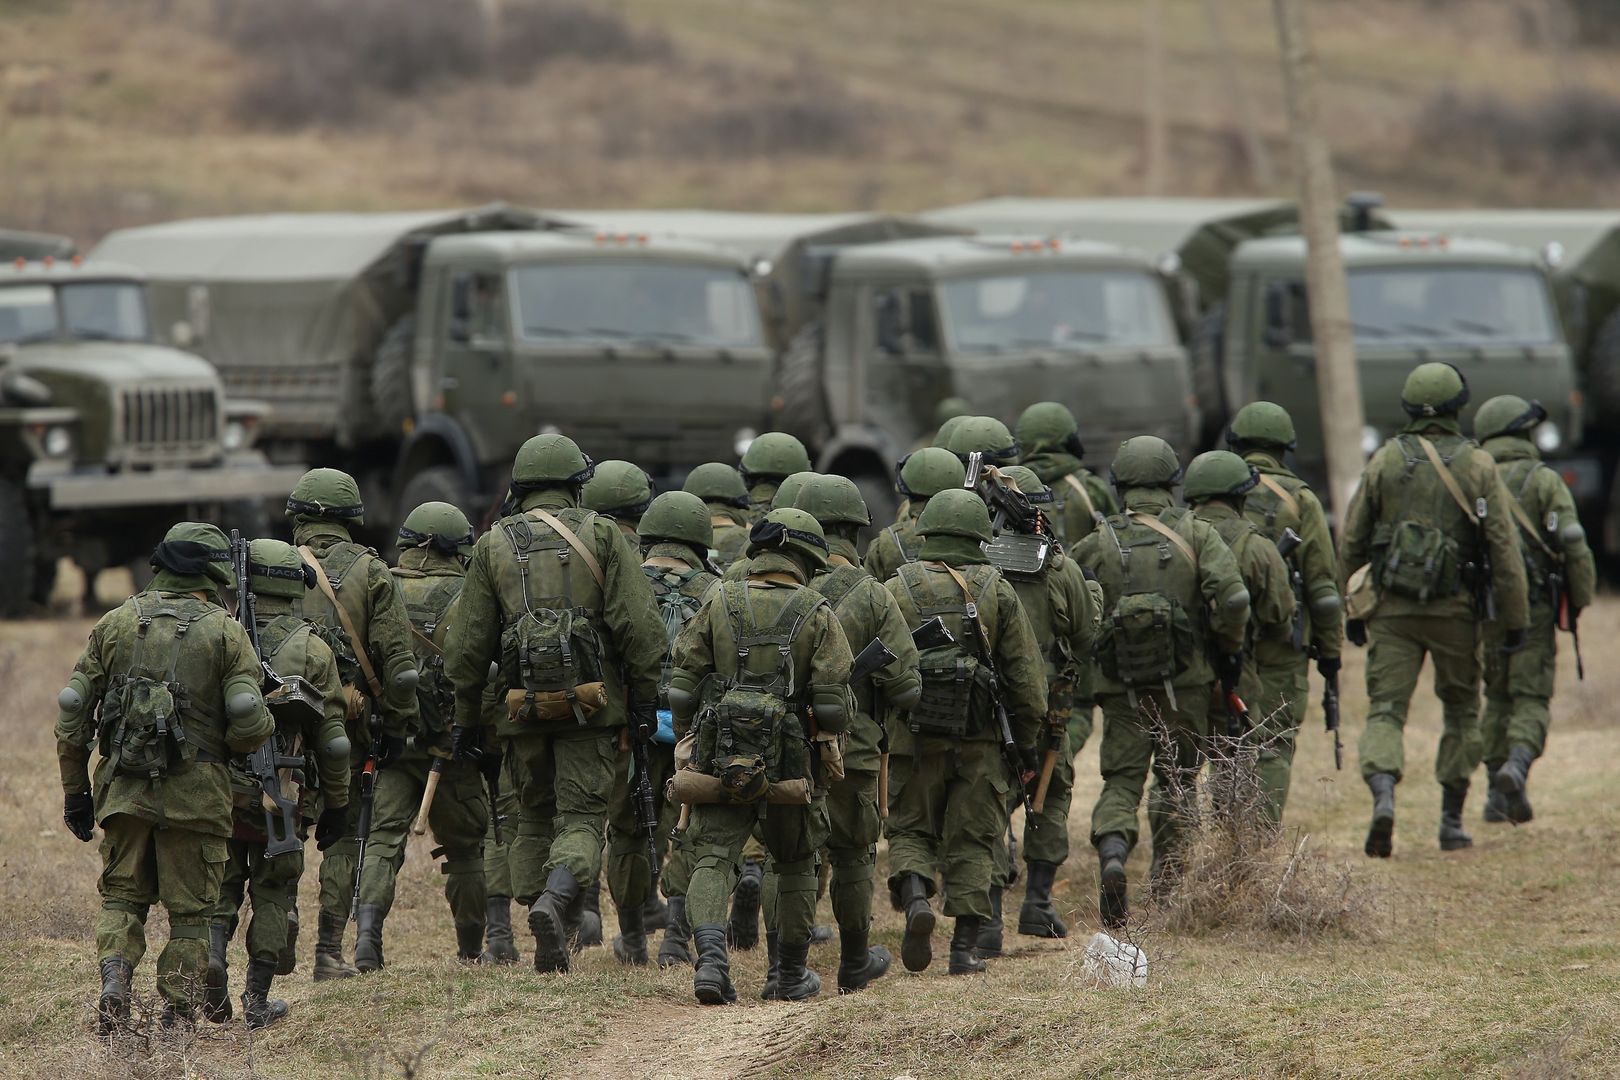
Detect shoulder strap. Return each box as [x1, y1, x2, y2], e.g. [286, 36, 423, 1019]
[299, 544, 384, 699]
[1062, 474, 1100, 523]
[940, 562, 994, 657]
[814, 565, 867, 610]
[1127, 509, 1197, 564]
[1415, 436, 1479, 525]
[1501, 468, 1557, 560]
[1255, 474, 1300, 518]
[525, 507, 607, 589]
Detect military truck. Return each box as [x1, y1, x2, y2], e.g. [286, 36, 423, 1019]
[1, 229, 77, 262]
[0, 255, 303, 614]
[93, 206, 773, 539]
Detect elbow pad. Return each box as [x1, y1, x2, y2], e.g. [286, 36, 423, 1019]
[55, 672, 94, 739]
[1308, 591, 1342, 621]
[224, 674, 265, 721]
[667, 669, 702, 721]
[1560, 522, 1586, 548]
[392, 666, 420, 693]
[883, 671, 922, 711]
[324, 734, 351, 762]
[1223, 587, 1251, 616]
[810, 686, 851, 733]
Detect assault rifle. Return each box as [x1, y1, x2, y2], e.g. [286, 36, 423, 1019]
[846, 617, 952, 818]
[942, 597, 1037, 826]
[1323, 671, 1343, 770]
[1276, 527, 1306, 653]
[631, 707, 661, 873]
[351, 714, 379, 920]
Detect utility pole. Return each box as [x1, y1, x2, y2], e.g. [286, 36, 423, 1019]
[1203, 0, 1275, 189]
[1272, 0, 1363, 523]
[1143, 0, 1169, 195]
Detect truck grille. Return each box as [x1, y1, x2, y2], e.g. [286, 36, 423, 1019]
[120, 386, 219, 464]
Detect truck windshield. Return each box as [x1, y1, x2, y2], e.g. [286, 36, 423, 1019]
[1345, 267, 1557, 344]
[511, 262, 762, 347]
[0, 282, 150, 344]
[940, 269, 1177, 351]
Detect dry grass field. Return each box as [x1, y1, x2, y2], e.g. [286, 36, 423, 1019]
[1, 587, 1617, 1078]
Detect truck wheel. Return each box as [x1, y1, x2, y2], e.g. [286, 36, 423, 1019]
[397, 465, 474, 535]
[1191, 301, 1229, 447]
[771, 321, 832, 448]
[1587, 309, 1620, 424]
[371, 315, 417, 435]
[0, 478, 37, 617]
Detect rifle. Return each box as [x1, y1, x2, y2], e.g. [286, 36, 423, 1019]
[963, 450, 1050, 540]
[944, 588, 1037, 827]
[1323, 671, 1343, 770]
[1222, 687, 1251, 740]
[1546, 509, 1584, 681]
[849, 616, 952, 819]
[1276, 527, 1306, 653]
[631, 708, 661, 874]
[350, 713, 379, 921]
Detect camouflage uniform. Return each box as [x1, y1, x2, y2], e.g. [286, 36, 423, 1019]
[682, 462, 752, 570]
[864, 448, 967, 585]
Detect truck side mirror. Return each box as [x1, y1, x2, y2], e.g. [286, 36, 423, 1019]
[1262, 282, 1290, 349]
[875, 290, 903, 355]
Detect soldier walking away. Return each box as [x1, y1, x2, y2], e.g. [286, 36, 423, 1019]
[667, 509, 856, 1004]
[56, 522, 273, 1036]
[938, 415, 1021, 468]
[208, 539, 350, 1029]
[285, 468, 422, 981]
[584, 460, 656, 548]
[683, 463, 753, 570]
[739, 433, 814, 519]
[884, 490, 1047, 976]
[795, 475, 921, 992]
[864, 449, 968, 585]
[1472, 395, 1595, 825]
[443, 435, 664, 974]
[721, 471, 819, 584]
[1339, 364, 1528, 857]
[1071, 438, 1249, 928]
[1227, 402, 1343, 819]
[1016, 401, 1118, 548]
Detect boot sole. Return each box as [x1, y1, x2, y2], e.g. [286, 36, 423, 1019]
[1099, 860, 1128, 928]
[529, 902, 571, 974]
[1364, 819, 1394, 858]
[1439, 834, 1474, 851]
[1493, 768, 1525, 796]
[900, 906, 935, 972]
[1016, 909, 1069, 939]
[729, 876, 762, 950]
[694, 974, 735, 1006]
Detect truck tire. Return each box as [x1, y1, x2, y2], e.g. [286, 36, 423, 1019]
[0, 477, 38, 617]
[771, 321, 833, 449]
[371, 315, 417, 435]
[1586, 309, 1620, 424]
[397, 465, 475, 537]
[1191, 301, 1229, 448]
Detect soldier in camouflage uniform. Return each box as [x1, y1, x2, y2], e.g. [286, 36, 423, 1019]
[443, 434, 665, 973]
[285, 468, 422, 981]
[481, 758, 523, 964]
[864, 449, 967, 585]
[1016, 402, 1117, 547]
[1072, 438, 1249, 927]
[939, 415, 1021, 467]
[722, 472, 818, 584]
[353, 503, 496, 970]
[584, 460, 655, 547]
[206, 539, 350, 1029]
[57, 522, 273, 1034]
[885, 490, 1048, 976]
[1472, 395, 1595, 825]
[683, 463, 753, 570]
[669, 509, 856, 1004]
[1227, 402, 1343, 820]
[794, 475, 921, 992]
[1184, 452, 1297, 824]
[739, 433, 814, 519]
[1339, 364, 1528, 857]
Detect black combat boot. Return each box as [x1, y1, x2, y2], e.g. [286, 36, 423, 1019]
[352, 904, 385, 973]
[776, 936, 822, 1000]
[484, 896, 518, 965]
[203, 922, 232, 1023]
[1494, 744, 1536, 824]
[692, 924, 737, 1005]
[976, 886, 1004, 958]
[947, 915, 985, 975]
[658, 896, 693, 968]
[529, 865, 582, 973]
[760, 931, 782, 1000]
[897, 873, 935, 973]
[455, 921, 485, 963]
[1017, 860, 1069, 939]
[96, 957, 132, 1038]
[1098, 834, 1129, 929]
[276, 907, 298, 976]
[1482, 765, 1510, 823]
[241, 957, 289, 1030]
[643, 891, 669, 932]
[728, 860, 763, 950]
[835, 925, 891, 994]
[613, 900, 649, 966]
[312, 911, 357, 981]
[1439, 782, 1473, 851]
[575, 876, 603, 949]
[1365, 773, 1397, 858]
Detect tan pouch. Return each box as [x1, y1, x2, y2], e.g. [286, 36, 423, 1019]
[813, 730, 846, 784]
[674, 729, 697, 772]
[343, 684, 367, 723]
[505, 682, 609, 723]
[1345, 565, 1379, 621]
[667, 768, 812, 806]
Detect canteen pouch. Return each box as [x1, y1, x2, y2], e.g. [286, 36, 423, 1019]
[1098, 592, 1196, 689]
[1375, 520, 1461, 602]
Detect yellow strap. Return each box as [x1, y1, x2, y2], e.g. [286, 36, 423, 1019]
[411, 626, 444, 658]
[1127, 510, 1197, 564]
[710, 513, 735, 528]
[298, 545, 385, 700]
[525, 508, 606, 589]
[1415, 436, 1479, 525]
[1255, 474, 1300, 519]
[1061, 474, 1101, 523]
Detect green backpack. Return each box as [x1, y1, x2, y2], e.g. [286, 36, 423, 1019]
[395, 569, 465, 738]
[1095, 510, 1201, 702]
[894, 562, 997, 738]
[645, 564, 713, 707]
[230, 614, 311, 805]
[99, 594, 227, 780]
[1371, 436, 1473, 603]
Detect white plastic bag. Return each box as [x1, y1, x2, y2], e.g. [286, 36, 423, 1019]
[1082, 931, 1148, 989]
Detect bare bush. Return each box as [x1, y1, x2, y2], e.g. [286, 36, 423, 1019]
[663, 67, 873, 159]
[1414, 87, 1620, 175]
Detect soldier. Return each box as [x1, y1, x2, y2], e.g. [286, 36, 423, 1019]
[353, 503, 496, 970]
[739, 432, 814, 518]
[1071, 437, 1249, 927]
[864, 449, 967, 585]
[1183, 452, 1297, 823]
[683, 462, 753, 570]
[285, 467, 421, 981]
[795, 475, 921, 992]
[609, 491, 720, 967]
[668, 509, 856, 1004]
[583, 460, 655, 547]
[885, 490, 1047, 976]
[1472, 395, 1594, 825]
[939, 415, 1020, 466]
[1016, 401, 1118, 547]
[722, 471, 819, 583]
[1227, 401, 1343, 819]
[443, 434, 665, 973]
[207, 539, 350, 1029]
[1339, 363, 1528, 857]
[57, 522, 273, 1034]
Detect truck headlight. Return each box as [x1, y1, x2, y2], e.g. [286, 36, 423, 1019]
[42, 426, 73, 459]
[1360, 425, 1382, 457]
[222, 419, 248, 451]
[734, 427, 757, 458]
[1535, 422, 1561, 453]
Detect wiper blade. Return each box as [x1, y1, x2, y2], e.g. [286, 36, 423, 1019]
[70, 329, 133, 342]
[585, 326, 632, 339]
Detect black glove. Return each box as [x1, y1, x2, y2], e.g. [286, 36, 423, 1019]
[1216, 652, 1244, 693]
[1017, 744, 1039, 780]
[1316, 655, 1341, 680]
[1346, 619, 1368, 648]
[479, 745, 505, 786]
[314, 805, 348, 851]
[375, 733, 408, 770]
[450, 725, 482, 763]
[1501, 627, 1528, 655]
[64, 792, 95, 843]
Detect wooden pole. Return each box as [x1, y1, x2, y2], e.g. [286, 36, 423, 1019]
[1143, 0, 1169, 195]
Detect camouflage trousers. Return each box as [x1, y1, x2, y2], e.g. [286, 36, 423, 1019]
[1359, 614, 1481, 786]
[359, 754, 488, 935]
[1482, 605, 1558, 764]
[1247, 640, 1310, 826]
[886, 738, 1008, 921]
[505, 730, 617, 903]
[316, 767, 364, 920]
[606, 740, 679, 911]
[685, 798, 829, 945]
[213, 815, 303, 964]
[1089, 687, 1214, 861]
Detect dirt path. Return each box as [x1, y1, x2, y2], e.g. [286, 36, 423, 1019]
[573, 998, 817, 1080]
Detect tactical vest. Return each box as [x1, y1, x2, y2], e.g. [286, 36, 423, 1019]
[1095, 509, 1202, 703]
[1372, 435, 1481, 603]
[300, 542, 375, 709]
[894, 561, 999, 738]
[645, 563, 714, 711]
[230, 613, 314, 804]
[392, 568, 465, 738]
[99, 593, 228, 780]
[1242, 471, 1304, 536]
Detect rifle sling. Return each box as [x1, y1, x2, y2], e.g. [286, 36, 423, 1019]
[1127, 509, 1197, 564]
[299, 545, 385, 701]
[525, 507, 606, 588]
[938, 562, 994, 658]
[1061, 474, 1100, 523]
[1256, 474, 1300, 518]
[1415, 436, 1479, 525]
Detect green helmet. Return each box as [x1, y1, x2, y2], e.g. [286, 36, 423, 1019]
[1473, 394, 1547, 442]
[1226, 400, 1297, 451]
[397, 500, 475, 557]
[1183, 450, 1260, 502]
[917, 487, 994, 544]
[895, 447, 967, 499]
[249, 538, 314, 598]
[795, 474, 871, 528]
[1015, 401, 1084, 459]
[933, 414, 969, 449]
[740, 432, 812, 484]
[1109, 436, 1183, 489]
[285, 467, 364, 525]
[933, 396, 973, 429]
[639, 491, 713, 550]
[581, 460, 654, 519]
[683, 462, 750, 508]
[747, 507, 829, 569]
[999, 465, 1053, 505]
[941, 416, 1019, 464]
[512, 433, 595, 488]
[150, 521, 234, 587]
[1401, 362, 1469, 418]
[770, 471, 818, 511]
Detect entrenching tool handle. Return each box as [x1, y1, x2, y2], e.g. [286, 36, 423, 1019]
[877, 751, 890, 819]
[412, 758, 446, 836]
[1031, 745, 1059, 814]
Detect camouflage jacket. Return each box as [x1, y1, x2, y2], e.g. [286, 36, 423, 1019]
[1240, 450, 1343, 661]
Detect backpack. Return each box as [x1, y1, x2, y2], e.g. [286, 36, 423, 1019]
[1370, 436, 1475, 602]
[230, 614, 312, 807]
[694, 581, 823, 802]
[1094, 510, 1200, 703]
[393, 569, 465, 738]
[895, 562, 998, 738]
[98, 594, 227, 781]
[646, 563, 714, 743]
